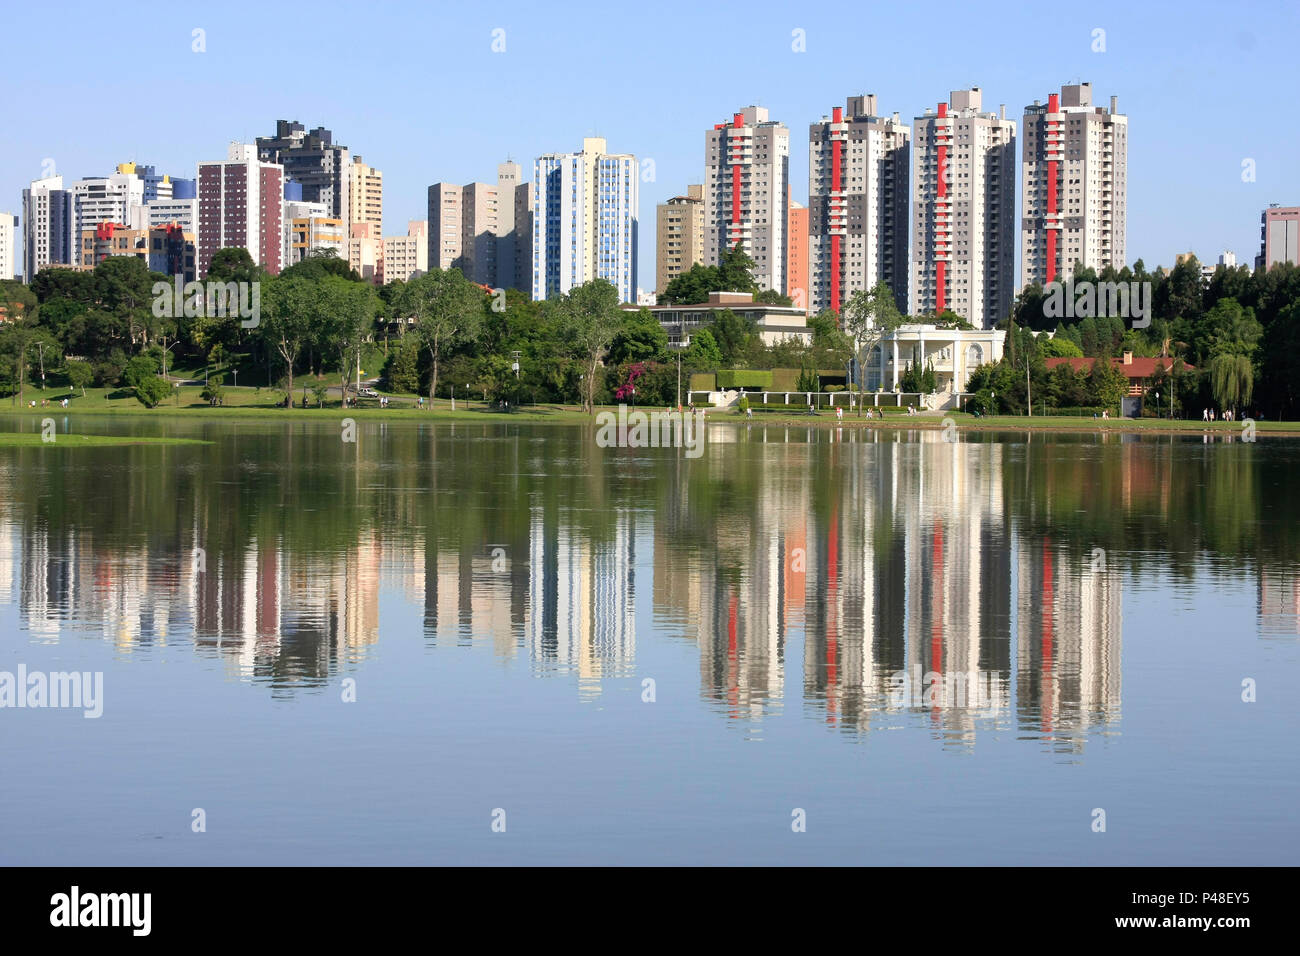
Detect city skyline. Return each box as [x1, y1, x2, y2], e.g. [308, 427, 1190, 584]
[3, 1, 1296, 293]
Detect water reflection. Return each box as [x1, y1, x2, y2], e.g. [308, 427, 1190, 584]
[2, 421, 1297, 746]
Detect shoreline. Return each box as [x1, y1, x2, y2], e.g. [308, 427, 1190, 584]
[3, 402, 1296, 435]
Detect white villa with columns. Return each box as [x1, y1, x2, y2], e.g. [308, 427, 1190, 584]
[865, 324, 1006, 405]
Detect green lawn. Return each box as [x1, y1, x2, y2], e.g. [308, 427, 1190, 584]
[7, 387, 1300, 433]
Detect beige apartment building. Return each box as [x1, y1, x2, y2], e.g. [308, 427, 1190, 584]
[704, 106, 789, 295]
[382, 221, 428, 283]
[655, 184, 705, 295]
[427, 162, 532, 290]
[348, 156, 383, 238]
[1021, 83, 1127, 289]
[912, 88, 1016, 328]
[348, 221, 383, 283]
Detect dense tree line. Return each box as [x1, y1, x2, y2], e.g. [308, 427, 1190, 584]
[1005, 256, 1300, 417]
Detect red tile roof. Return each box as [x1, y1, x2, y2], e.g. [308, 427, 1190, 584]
[1045, 356, 1194, 378]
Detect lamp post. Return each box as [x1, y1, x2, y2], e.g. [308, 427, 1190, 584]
[37, 341, 46, 392]
[1156, 390, 1160, 420]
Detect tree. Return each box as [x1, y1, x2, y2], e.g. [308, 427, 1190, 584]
[559, 279, 623, 413]
[134, 375, 170, 408]
[683, 328, 723, 369]
[320, 276, 376, 405]
[384, 339, 421, 394]
[842, 281, 905, 414]
[206, 248, 260, 285]
[607, 309, 668, 365]
[1210, 354, 1254, 413]
[1087, 358, 1127, 411]
[261, 276, 317, 404]
[396, 269, 486, 401]
[65, 360, 93, 397]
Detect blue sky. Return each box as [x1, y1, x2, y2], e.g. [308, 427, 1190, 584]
[5, 0, 1297, 291]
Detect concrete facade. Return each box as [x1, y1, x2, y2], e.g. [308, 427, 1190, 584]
[1021, 83, 1127, 289]
[22, 175, 74, 278]
[533, 137, 638, 302]
[912, 89, 1016, 328]
[808, 95, 910, 316]
[704, 106, 789, 295]
[655, 184, 705, 294]
[1259, 206, 1300, 270]
[196, 143, 284, 278]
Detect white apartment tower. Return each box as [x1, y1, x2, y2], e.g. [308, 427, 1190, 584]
[808, 95, 910, 316]
[532, 137, 638, 302]
[21, 176, 74, 278]
[912, 88, 1016, 328]
[1021, 83, 1127, 289]
[705, 106, 789, 295]
[0, 213, 19, 280]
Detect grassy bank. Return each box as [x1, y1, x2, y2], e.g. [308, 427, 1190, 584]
[5, 386, 1299, 434]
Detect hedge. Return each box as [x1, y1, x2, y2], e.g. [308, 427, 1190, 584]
[716, 370, 773, 389]
[689, 373, 716, 392]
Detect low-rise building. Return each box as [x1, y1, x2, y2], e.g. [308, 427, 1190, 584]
[867, 323, 1007, 396]
[626, 291, 811, 348]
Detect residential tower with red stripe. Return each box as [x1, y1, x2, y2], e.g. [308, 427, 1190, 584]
[808, 94, 910, 318]
[911, 88, 1015, 328]
[1020, 83, 1127, 290]
[704, 106, 789, 297]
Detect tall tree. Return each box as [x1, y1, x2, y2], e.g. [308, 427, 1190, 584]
[396, 269, 486, 401]
[841, 281, 905, 414]
[261, 276, 317, 404]
[560, 279, 622, 413]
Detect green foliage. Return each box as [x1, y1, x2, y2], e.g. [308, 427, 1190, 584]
[716, 370, 773, 389]
[683, 328, 723, 370]
[659, 245, 761, 304]
[384, 340, 421, 394]
[1087, 358, 1128, 410]
[65, 359, 93, 396]
[122, 354, 160, 390]
[134, 375, 170, 408]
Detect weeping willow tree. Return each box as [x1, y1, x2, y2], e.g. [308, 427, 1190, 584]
[1210, 353, 1254, 412]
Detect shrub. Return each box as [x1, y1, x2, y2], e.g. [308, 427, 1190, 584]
[716, 369, 773, 390]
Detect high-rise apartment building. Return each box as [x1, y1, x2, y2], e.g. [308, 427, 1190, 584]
[704, 106, 789, 295]
[532, 137, 638, 302]
[428, 163, 532, 290]
[1257, 205, 1300, 270]
[382, 221, 428, 284]
[22, 175, 74, 278]
[70, 173, 144, 265]
[912, 88, 1016, 327]
[256, 121, 351, 224]
[1021, 83, 1127, 289]
[494, 161, 532, 293]
[348, 156, 383, 239]
[0, 213, 17, 280]
[655, 184, 705, 295]
[808, 95, 910, 315]
[196, 143, 285, 278]
[787, 197, 808, 311]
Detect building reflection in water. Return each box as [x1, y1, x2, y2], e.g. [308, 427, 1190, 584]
[0, 427, 1133, 748]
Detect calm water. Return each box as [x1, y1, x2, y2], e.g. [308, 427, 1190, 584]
[1, 413, 1298, 865]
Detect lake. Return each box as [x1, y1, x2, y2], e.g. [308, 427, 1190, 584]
[1, 414, 1297, 865]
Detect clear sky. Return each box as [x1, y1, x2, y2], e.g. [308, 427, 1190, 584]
[5, 0, 1297, 291]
